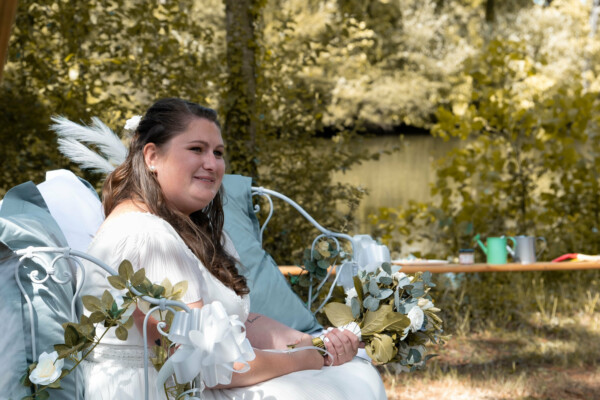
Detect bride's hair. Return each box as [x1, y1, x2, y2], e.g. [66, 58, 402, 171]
[103, 98, 249, 296]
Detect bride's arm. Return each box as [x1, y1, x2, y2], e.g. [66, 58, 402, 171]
[244, 312, 306, 350]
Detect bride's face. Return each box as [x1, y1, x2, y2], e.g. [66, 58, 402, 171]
[144, 117, 225, 215]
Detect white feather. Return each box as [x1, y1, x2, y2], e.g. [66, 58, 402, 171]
[50, 116, 128, 171]
[57, 138, 116, 174]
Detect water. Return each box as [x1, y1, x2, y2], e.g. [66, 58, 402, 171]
[332, 134, 459, 232]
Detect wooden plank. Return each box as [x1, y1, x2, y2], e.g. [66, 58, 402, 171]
[0, 0, 18, 82]
[392, 261, 600, 273]
[278, 262, 600, 275]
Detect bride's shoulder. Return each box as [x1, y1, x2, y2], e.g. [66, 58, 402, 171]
[95, 202, 170, 238]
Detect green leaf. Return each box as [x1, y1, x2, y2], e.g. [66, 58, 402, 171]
[361, 304, 409, 336]
[353, 275, 364, 301]
[365, 333, 396, 364]
[323, 302, 355, 327]
[131, 268, 146, 286]
[82, 295, 103, 313]
[102, 290, 114, 310]
[64, 324, 78, 347]
[37, 389, 50, 399]
[47, 379, 62, 389]
[108, 275, 127, 290]
[115, 326, 128, 341]
[54, 344, 74, 359]
[118, 260, 134, 281]
[89, 310, 106, 324]
[20, 369, 32, 387]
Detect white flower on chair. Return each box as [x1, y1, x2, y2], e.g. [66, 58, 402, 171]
[29, 351, 64, 386]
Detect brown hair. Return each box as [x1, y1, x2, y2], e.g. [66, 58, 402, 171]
[103, 98, 249, 296]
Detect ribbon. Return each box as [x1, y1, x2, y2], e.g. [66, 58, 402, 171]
[165, 302, 255, 388]
[353, 235, 391, 273]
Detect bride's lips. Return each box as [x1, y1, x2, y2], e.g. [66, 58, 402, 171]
[193, 175, 216, 183]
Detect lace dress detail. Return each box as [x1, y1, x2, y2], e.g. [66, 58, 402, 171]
[79, 212, 386, 400]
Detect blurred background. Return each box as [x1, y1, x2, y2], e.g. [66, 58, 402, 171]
[2, 1, 599, 398]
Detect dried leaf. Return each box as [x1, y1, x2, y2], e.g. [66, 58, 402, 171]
[323, 302, 355, 326]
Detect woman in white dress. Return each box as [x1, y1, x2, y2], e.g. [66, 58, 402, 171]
[80, 98, 387, 399]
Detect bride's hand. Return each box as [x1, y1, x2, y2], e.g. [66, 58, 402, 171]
[322, 328, 359, 366]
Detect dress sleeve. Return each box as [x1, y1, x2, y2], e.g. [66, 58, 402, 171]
[115, 228, 207, 305]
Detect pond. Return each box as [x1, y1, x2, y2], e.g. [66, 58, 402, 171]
[332, 134, 459, 232]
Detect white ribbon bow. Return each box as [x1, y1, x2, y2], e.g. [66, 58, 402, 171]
[338, 235, 391, 289]
[353, 235, 391, 273]
[166, 302, 255, 387]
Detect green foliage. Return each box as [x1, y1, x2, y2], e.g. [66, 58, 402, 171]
[371, 37, 600, 261]
[20, 261, 188, 400]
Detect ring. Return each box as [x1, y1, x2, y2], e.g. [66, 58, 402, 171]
[338, 352, 344, 356]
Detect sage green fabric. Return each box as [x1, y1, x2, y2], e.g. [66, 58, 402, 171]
[0, 182, 83, 399]
[222, 174, 321, 333]
[0, 241, 30, 399]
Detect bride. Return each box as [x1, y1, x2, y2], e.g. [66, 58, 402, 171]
[78, 98, 387, 399]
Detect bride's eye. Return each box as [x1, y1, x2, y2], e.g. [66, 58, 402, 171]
[214, 150, 224, 158]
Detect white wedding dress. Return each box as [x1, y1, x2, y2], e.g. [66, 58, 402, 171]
[80, 212, 387, 400]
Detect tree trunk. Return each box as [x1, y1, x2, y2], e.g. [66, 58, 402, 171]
[485, 0, 494, 23]
[223, 0, 259, 178]
[0, 0, 18, 82]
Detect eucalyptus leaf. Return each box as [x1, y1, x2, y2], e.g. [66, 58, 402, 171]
[378, 276, 393, 286]
[382, 262, 392, 275]
[64, 324, 78, 347]
[375, 288, 393, 300]
[368, 280, 380, 297]
[317, 259, 329, 270]
[351, 296, 361, 318]
[407, 348, 422, 364]
[363, 295, 380, 311]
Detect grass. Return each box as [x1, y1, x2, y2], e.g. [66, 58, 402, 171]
[379, 271, 600, 400]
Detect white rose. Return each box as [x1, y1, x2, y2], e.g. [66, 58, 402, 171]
[407, 306, 425, 332]
[124, 115, 142, 131]
[392, 271, 407, 281]
[418, 298, 434, 310]
[29, 351, 64, 386]
[345, 287, 358, 307]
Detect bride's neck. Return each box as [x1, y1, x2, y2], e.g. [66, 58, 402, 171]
[107, 199, 150, 219]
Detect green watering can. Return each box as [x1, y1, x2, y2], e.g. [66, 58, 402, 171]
[473, 234, 516, 265]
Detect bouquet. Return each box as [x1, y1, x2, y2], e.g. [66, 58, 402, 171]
[322, 262, 446, 370]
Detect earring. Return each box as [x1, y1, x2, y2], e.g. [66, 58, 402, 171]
[149, 165, 156, 172]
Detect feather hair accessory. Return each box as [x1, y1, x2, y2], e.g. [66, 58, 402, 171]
[50, 116, 128, 174]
